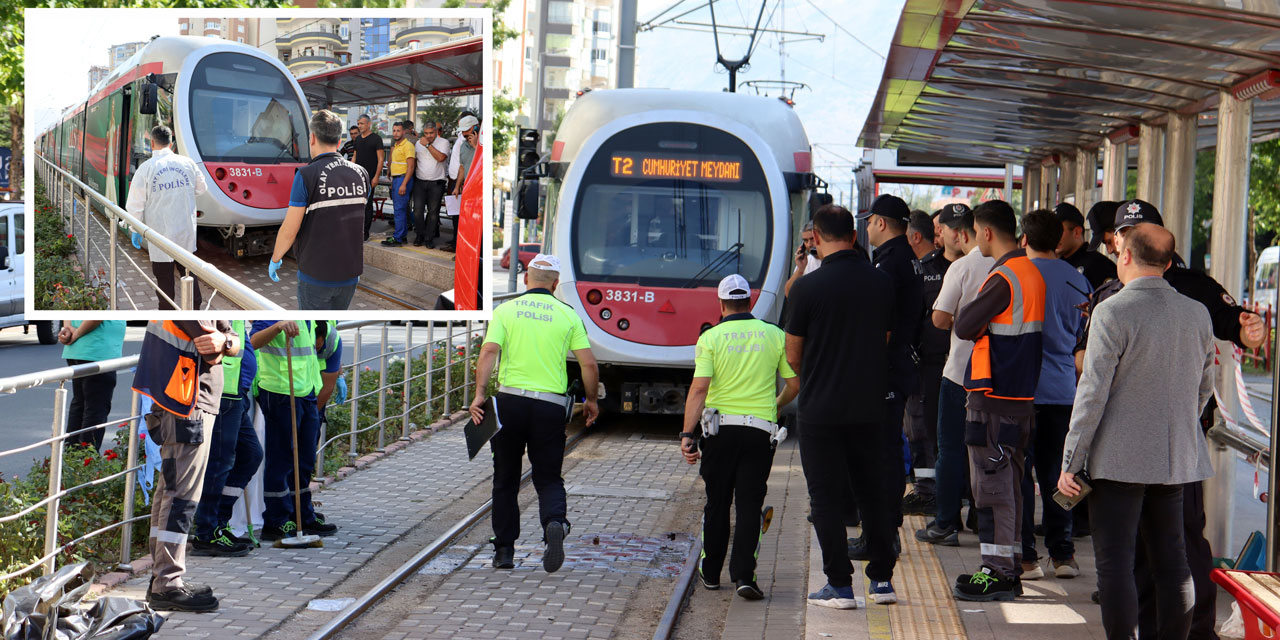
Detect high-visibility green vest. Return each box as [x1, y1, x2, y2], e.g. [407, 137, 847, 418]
[255, 321, 320, 398]
[318, 320, 340, 363]
[221, 320, 246, 399]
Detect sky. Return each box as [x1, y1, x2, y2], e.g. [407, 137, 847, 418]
[27, 10, 182, 134]
[633, 0, 905, 207]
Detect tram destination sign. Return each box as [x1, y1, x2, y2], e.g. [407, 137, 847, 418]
[609, 153, 742, 183]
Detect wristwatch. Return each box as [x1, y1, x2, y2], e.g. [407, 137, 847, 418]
[679, 432, 698, 439]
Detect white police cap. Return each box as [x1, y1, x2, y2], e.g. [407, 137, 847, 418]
[528, 254, 561, 272]
[717, 274, 751, 300]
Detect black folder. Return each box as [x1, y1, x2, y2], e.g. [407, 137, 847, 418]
[465, 396, 501, 460]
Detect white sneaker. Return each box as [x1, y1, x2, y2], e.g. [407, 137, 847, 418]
[1020, 561, 1044, 580]
[1053, 558, 1080, 579]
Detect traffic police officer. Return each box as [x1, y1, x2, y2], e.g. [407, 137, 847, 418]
[851, 194, 924, 558]
[682, 274, 799, 600]
[251, 320, 339, 540]
[470, 255, 600, 573]
[902, 208, 958, 515]
[269, 109, 370, 310]
[1075, 199, 1266, 638]
[1054, 202, 1117, 290]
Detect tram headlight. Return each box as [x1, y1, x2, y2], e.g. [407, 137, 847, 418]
[600, 308, 612, 320]
[586, 289, 602, 305]
[617, 319, 629, 331]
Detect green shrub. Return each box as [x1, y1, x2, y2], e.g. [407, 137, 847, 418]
[32, 177, 109, 311]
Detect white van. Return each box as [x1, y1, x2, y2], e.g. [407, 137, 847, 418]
[0, 203, 57, 344]
[1254, 246, 1280, 309]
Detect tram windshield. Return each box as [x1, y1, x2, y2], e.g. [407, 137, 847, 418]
[188, 52, 310, 164]
[571, 123, 772, 288]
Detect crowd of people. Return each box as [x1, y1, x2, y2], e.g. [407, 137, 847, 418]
[128, 320, 346, 612]
[124, 109, 482, 311]
[680, 196, 1267, 640]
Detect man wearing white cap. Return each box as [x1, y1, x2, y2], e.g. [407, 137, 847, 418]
[449, 114, 480, 196]
[470, 254, 599, 573]
[682, 274, 799, 601]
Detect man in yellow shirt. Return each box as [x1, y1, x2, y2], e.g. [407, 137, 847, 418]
[682, 274, 799, 600]
[382, 121, 416, 247]
[471, 254, 599, 573]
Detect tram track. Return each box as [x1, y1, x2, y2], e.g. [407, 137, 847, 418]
[305, 418, 600, 640]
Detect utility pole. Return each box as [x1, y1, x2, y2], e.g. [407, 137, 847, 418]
[617, 0, 637, 88]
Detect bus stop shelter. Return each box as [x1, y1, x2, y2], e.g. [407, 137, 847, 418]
[858, 0, 1280, 566]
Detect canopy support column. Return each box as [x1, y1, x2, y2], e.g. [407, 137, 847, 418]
[1024, 165, 1041, 213]
[1136, 123, 1166, 208]
[1208, 89, 1253, 560]
[1163, 112, 1198, 257]
[1041, 165, 1058, 208]
[1101, 139, 1127, 203]
[1075, 147, 1096, 217]
[408, 94, 418, 125]
[1059, 155, 1077, 206]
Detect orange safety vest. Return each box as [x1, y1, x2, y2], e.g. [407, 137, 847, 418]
[131, 320, 204, 417]
[964, 255, 1046, 401]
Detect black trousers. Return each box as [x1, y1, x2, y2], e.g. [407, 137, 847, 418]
[411, 179, 447, 243]
[884, 397, 906, 527]
[799, 419, 896, 585]
[151, 261, 203, 311]
[1090, 480, 1193, 640]
[700, 425, 774, 584]
[66, 359, 116, 450]
[1136, 479, 1217, 640]
[1020, 404, 1075, 562]
[907, 361, 944, 496]
[491, 393, 569, 547]
[363, 177, 377, 239]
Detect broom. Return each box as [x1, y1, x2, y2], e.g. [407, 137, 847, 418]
[274, 335, 324, 549]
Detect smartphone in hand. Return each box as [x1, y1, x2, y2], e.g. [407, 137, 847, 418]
[1052, 470, 1093, 511]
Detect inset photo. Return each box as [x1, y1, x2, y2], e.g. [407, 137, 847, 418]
[26, 9, 491, 314]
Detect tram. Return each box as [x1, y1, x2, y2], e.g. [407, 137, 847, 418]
[541, 89, 816, 415]
[36, 36, 312, 257]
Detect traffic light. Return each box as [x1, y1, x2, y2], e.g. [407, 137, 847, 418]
[516, 127, 541, 220]
[517, 127, 540, 178]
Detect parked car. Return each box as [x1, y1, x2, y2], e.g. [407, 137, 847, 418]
[0, 202, 57, 344]
[501, 243, 542, 272]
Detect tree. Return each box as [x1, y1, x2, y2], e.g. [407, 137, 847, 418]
[491, 90, 523, 167]
[416, 97, 468, 139]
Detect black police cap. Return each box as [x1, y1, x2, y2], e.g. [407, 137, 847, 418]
[1114, 199, 1164, 230]
[859, 194, 912, 223]
[936, 202, 972, 226]
[1053, 202, 1085, 227]
[1086, 200, 1119, 251]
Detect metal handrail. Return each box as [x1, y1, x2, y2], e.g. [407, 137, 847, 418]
[1210, 422, 1271, 468]
[35, 155, 283, 311]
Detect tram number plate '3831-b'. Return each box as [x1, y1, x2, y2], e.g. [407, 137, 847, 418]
[602, 289, 654, 304]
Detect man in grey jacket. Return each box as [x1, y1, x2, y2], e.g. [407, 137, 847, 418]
[1058, 223, 1215, 640]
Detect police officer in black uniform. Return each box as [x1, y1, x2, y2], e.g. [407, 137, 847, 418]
[1086, 200, 1121, 257]
[901, 208, 959, 516]
[1077, 199, 1266, 639]
[847, 194, 924, 560]
[1054, 202, 1117, 291]
[270, 109, 370, 310]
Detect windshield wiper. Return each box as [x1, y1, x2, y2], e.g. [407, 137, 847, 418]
[681, 242, 743, 288]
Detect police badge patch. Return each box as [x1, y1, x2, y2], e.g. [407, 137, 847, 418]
[1223, 292, 1236, 306]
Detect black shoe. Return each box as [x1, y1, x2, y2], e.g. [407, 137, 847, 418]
[965, 506, 978, 532]
[1091, 590, 1100, 604]
[1073, 527, 1091, 538]
[413, 238, 425, 246]
[915, 524, 959, 546]
[736, 580, 764, 600]
[901, 492, 937, 516]
[190, 531, 253, 557]
[148, 586, 219, 612]
[698, 560, 720, 590]
[953, 566, 1018, 602]
[544, 521, 566, 573]
[494, 545, 515, 569]
[303, 517, 338, 537]
[381, 238, 403, 247]
[806, 513, 812, 524]
[148, 577, 212, 598]
[259, 521, 298, 541]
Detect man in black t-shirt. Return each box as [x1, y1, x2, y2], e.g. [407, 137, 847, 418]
[1054, 202, 1117, 290]
[786, 204, 897, 608]
[351, 115, 385, 241]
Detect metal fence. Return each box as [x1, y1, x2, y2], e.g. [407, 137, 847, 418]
[0, 320, 483, 589]
[34, 155, 283, 311]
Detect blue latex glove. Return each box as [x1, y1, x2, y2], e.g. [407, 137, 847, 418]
[334, 376, 348, 405]
[131, 231, 143, 250]
[268, 259, 282, 282]
[135, 395, 164, 505]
